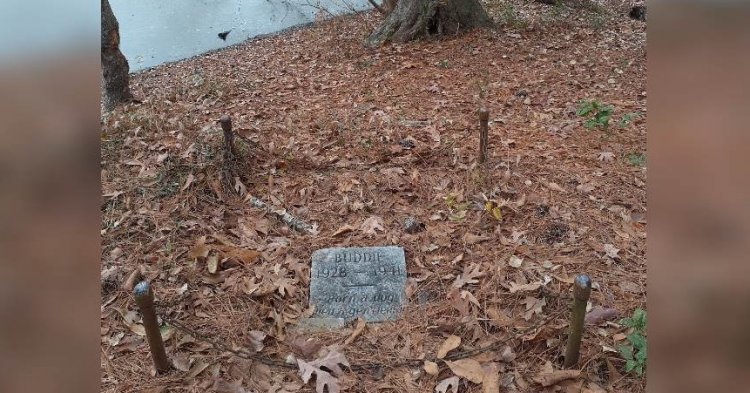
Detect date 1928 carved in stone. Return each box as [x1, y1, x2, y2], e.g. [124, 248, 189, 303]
[309, 246, 406, 322]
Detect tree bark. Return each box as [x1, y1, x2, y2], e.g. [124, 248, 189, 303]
[101, 0, 133, 111]
[366, 0, 493, 46]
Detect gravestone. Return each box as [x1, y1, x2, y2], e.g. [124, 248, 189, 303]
[309, 246, 406, 322]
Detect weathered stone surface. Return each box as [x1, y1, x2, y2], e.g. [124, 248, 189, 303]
[310, 246, 406, 322]
[293, 317, 346, 332]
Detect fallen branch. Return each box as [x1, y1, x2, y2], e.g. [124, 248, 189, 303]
[244, 194, 315, 234]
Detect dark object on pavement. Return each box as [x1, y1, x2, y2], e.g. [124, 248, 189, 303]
[629, 5, 646, 22]
[218, 30, 231, 41]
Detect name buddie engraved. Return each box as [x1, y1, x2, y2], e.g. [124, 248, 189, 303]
[309, 246, 407, 322]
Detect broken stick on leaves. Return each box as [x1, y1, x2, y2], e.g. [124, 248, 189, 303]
[244, 194, 315, 234]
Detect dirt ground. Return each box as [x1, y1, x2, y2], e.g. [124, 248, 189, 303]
[101, 1, 646, 392]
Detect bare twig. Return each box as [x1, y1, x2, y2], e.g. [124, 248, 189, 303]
[478, 107, 489, 164]
[244, 194, 315, 234]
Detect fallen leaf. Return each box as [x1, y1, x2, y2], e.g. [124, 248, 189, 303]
[171, 354, 191, 371]
[424, 361, 439, 376]
[344, 318, 366, 345]
[129, 323, 146, 336]
[435, 376, 460, 393]
[532, 368, 581, 387]
[207, 254, 219, 274]
[287, 337, 323, 359]
[189, 236, 210, 259]
[603, 244, 620, 259]
[446, 359, 484, 384]
[576, 183, 595, 193]
[547, 182, 567, 193]
[248, 330, 266, 352]
[360, 216, 385, 236]
[463, 233, 490, 245]
[186, 359, 209, 379]
[509, 255, 523, 268]
[583, 382, 608, 393]
[332, 224, 356, 237]
[182, 173, 195, 191]
[482, 363, 501, 393]
[213, 378, 247, 393]
[605, 357, 622, 385]
[584, 307, 619, 325]
[597, 152, 615, 162]
[499, 345, 516, 363]
[437, 335, 461, 359]
[452, 264, 485, 289]
[507, 281, 542, 293]
[297, 348, 350, 393]
[522, 297, 546, 321]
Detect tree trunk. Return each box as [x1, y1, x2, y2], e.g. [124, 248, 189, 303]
[101, 0, 133, 111]
[366, 0, 493, 46]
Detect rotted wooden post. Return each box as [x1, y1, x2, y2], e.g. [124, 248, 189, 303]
[133, 281, 170, 374]
[220, 115, 236, 159]
[478, 107, 489, 164]
[563, 275, 592, 368]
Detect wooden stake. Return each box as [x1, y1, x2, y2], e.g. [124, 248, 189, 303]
[220, 115, 236, 159]
[563, 275, 591, 368]
[134, 281, 170, 374]
[478, 107, 489, 164]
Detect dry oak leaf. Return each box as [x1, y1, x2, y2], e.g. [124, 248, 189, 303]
[463, 233, 490, 245]
[332, 224, 356, 237]
[532, 362, 581, 387]
[424, 361, 439, 376]
[452, 264, 485, 289]
[248, 330, 266, 352]
[213, 378, 247, 393]
[297, 348, 350, 393]
[435, 376, 460, 393]
[506, 281, 542, 293]
[482, 363, 501, 393]
[287, 337, 324, 359]
[445, 359, 484, 384]
[522, 296, 546, 321]
[584, 306, 619, 325]
[360, 216, 385, 236]
[437, 335, 462, 359]
[597, 152, 615, 162]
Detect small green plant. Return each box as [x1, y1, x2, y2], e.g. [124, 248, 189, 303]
[437, 60, 449, 68]
[617, 112, 641, 129]
[618, 308, 647, 375]
[577, 100, 614, 130]
[626, 151, 646, 167]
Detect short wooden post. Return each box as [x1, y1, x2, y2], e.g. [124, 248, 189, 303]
[563, 275, 591, 368]
[220, 115, 236, 159]
[133, 281, 170, 374]
[478, 107, 489, 164]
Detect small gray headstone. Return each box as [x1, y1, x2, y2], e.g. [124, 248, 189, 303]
[309, 246, 406, 322]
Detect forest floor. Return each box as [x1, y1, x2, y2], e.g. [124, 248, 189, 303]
[101, 0, 647, 392]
